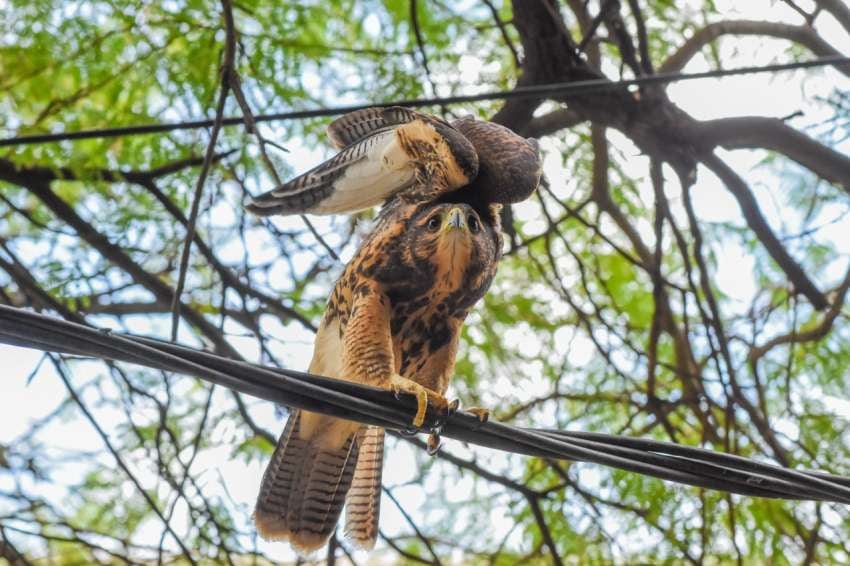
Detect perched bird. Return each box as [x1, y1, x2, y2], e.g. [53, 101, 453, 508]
[248, 106, 541, 554]
[253, 199, 503, 552]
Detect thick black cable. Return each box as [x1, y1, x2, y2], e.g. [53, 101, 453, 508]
[1, 56, 848, 147]
[1, 305, 849, 504]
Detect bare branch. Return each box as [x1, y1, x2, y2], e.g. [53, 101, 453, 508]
[526, 495, 564, 566]
[1, 151, 316, 333]
[815, 0, 850, 35]
[626, 0, 654, 74]
[659, 20, 850, 76]
[698, 116, 850, 190]
[0, 526, 34, 566]
[781, 0, 818, 25]
[701, 151, 828, 310]
[522, 107, 584, 137]
[750, 263, 850, 362]
[171, 2, 233, 340]
[384, 487, 443, 565]
[224, 0, 340, 262]
[589, 127, 719, 438]
[481, 0, 522, 68]
[0, 159, 274, 374]
[47, 354, 197, 565]
[410, 0, 438, 97]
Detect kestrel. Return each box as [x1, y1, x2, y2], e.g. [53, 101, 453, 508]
[247, 106, 541, 553]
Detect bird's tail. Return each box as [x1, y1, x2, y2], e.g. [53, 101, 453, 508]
[344, 426, 384, 549]
[254, 410, 362, 553]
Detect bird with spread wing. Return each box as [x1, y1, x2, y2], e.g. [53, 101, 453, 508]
[247, 106, 541, 553]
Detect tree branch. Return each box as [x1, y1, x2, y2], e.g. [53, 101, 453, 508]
[47, 354, 197, 565]
[526, 495, 564, 566]
[698, 116, 850, 190]
[522, 107, 584, 137]
[481, 0, 522, 68]
[588, 127, 719, 439]
[626, 0, 654, 74]
[384, 487, 443, 566]
[0, 526, 34, 566]
[223, 0, 340, 262]
[815, 0, 850, 35]
[171, 1, 234, 340]
[700, 151, 828, 310]
[0, 158, 281, 375]
[750, 263, 850, 362]
[659, 20, 850, 76]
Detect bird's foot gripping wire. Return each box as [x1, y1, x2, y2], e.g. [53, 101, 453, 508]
[428, 399, 490, 456]
[425, 401, 490, 455]
[425, 399, 460, 455]
[389, 374, 448, 429]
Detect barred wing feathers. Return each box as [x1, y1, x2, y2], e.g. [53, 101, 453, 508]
[326, 106, 422, 150]
[245, 128, 416, 216]
[246, 107, 478, 216]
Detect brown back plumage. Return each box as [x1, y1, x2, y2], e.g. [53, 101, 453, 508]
[450, 116, 542, 205]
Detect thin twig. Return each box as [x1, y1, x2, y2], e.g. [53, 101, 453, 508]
[526, 495, 564, 566]
[384, 487, 443, 566]
[46, 354, 198, 565]
[170, 3, 235, 341]
[481, 0, 521, 68]
[409, 0, 439, 99]
[700, 151, 828, 310]
[222, 0, 340, 262]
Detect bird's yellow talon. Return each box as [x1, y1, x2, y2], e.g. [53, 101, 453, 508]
[412, 389, 427, 428]
[388, 374, 446, 429]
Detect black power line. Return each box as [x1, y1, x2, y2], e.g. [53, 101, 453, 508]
[1, 56, 848, 147]
[1, 304, 849, 503]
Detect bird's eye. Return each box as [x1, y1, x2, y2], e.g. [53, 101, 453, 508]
[427, 216, 441, 232]
[468, 214, 480, 233]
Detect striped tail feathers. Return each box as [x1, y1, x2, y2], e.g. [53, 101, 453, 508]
[344, 426, 385, 550]
[254, 410, 363, 554]
[254, 410, 302, 541]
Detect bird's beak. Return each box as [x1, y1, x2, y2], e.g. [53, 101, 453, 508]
[443, 207, 466, 231]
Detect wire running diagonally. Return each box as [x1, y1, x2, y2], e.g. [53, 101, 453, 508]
[1, 305, 848, 504]
[1, 56, 848, 147]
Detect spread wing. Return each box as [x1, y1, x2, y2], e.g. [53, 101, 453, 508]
[245, 107, 479, 216]
[326, 106, 421, 150]
[451, 116, 542, 205]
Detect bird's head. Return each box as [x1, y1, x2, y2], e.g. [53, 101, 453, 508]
[406, 202, 501, 292]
